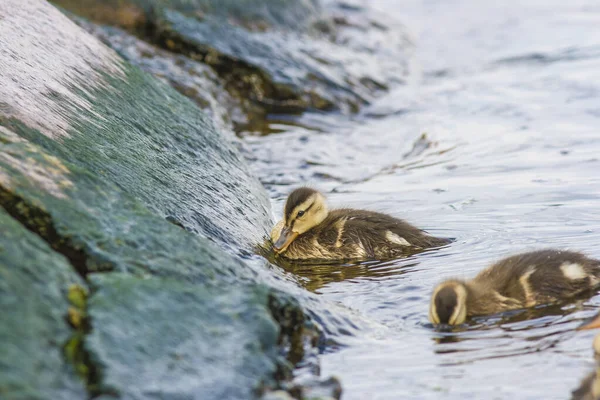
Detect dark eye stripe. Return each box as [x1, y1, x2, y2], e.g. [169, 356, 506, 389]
[289, 202, 315, 230]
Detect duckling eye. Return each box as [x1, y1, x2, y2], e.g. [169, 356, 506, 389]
[297, 210, 305, 218]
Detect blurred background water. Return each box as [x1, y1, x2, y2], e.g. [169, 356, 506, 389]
[245, 0, 600, 398]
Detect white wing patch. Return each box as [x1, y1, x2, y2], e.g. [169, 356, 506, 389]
[385, 231, 411, 246]
[560, 263, 588, 280]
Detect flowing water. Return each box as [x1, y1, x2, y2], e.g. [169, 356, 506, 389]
[245, 0, 600, 398]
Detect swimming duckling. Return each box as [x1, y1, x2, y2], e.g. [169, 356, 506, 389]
[271, 187, 450, 262]
[429, 250, 600, 325]
[572, 314, 600, 400]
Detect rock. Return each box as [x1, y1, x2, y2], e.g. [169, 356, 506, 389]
[1, 0, 271, 250]
[0, 78, 302, 400]
[0, 2, 317, 399]
[0, 208, 86, 399]
[71, 19, 244, 134]
[50, 0, 413, 131]
[0, 127, 257, 281]
[261, 390, 296, 400]
[86, 273, 281, 399]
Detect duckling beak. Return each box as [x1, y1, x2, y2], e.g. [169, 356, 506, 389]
[578, 314, 600, 330]
[273, 226, 298, 254]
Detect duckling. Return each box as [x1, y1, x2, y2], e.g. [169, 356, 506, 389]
[572, 314, 600, 400]
[429, 250, 600, 325]
[270, 187, 450, 262]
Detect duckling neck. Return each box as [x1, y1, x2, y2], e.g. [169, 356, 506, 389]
[463, 281, 519, 316]
[462, 282, 497, 315]
[313, 203, 329, 227]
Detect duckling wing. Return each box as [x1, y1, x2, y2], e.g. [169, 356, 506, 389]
[329, 209, 440, 252]
[481, 250, 600, 303]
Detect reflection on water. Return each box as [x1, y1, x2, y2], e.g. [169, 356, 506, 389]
[262, 234, 451, 293]
[279, 258, 419, 293]
[245, 0, 600, 398]
[430, 303, 588, 363]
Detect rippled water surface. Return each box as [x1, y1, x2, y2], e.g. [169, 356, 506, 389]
[246, 0, 600, 398]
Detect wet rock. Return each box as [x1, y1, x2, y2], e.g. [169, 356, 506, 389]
[72, 19, 245, 133]
[290, 376, 343, 400]
[0, 2, 318, 399]
[1, 0, 271, 251]
[51, 0, 413, 131]
[87, 274, 281, 399]
[0, 76, 298, 400]
[0, 127, 257, 281]
[0, 209, 86, 399]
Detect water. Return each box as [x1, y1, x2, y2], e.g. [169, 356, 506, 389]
[245, 0, 600, 398]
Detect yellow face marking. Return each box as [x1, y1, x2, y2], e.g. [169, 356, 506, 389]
[428, 298, 440, 324]
[286, 193, 328, 235]
[593, 335, 600, 354]
[428, 282, 468, 325]
[288, 195, 316, 225]
[270, 220, 285, 242]
[449, 284, 468, 325]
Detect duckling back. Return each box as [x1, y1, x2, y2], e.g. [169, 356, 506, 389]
[473, 250, 600, 307]
[430, 250, 600, 325]
[325, 209, 450, 258]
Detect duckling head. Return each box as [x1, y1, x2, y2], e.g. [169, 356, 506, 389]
[273, 187, 328, 254]
[429, 280, 468, 325]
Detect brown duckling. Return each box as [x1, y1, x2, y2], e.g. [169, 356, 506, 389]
[429, 250, 600, 325]
[572, 314, 600, 400]
[270, 187, 450, 262]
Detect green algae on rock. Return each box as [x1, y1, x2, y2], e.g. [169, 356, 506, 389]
[1, 0, 271, 251]
[0, 98, 306, 400]
[0, 209, 87, 400]
[0, 125, 257, 282]
[0, 2, 321, 398]
[72, 19, 245, 134]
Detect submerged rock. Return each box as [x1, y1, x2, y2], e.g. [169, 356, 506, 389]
[51, 0, 413, 132]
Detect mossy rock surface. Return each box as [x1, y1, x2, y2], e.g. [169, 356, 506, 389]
[0, 2, 310, 399]
[0, 128, 257, 282]
[1, 0, 271, 250]
[87, 273, 281, 399]
[0, 209, 86, 400]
